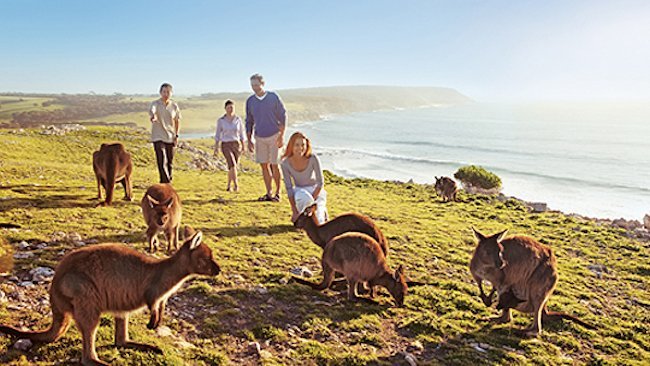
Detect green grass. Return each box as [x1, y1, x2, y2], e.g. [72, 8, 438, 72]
[0, 126, 649, 365]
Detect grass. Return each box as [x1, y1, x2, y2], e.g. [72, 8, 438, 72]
[0, 126, 649, 365]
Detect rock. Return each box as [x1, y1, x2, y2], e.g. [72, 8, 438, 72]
[290, 266, 313, 278]
[13, 338, 33, 351]
[17, 241, 30, 250]
[30, 267, 55, 282]
[68, 232, 82, 242]
[156, 325, 173, 337]
[525, 202, 548, 213]
[251, 247, 260, 252]
[35, 242, 48, 249]
[18, 281, 35, 288]
[587, 264, 609, 278]
[253, 285, 268, 295]
[470, 342, 487, 353]
[403, 352, 418, 366]
[644, 214, 650, 230]
[14, 252, 34, 259]
[279, 278, 289, 285]
[0, 290, 6, 303]
[612, 218, 642, 231]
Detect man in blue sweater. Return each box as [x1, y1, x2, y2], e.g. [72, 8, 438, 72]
[245, 73, 287, 202]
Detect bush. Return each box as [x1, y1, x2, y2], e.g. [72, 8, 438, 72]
[454, 165, 502, 190]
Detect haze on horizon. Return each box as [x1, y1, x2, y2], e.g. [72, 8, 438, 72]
[2, 0, 649, 103]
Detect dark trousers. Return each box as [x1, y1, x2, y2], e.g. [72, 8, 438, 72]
[153, 141, 175, 183]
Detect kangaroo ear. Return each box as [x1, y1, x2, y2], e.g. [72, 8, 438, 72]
[495, 229, 508, 242]
[472, 227, 485, 241]
[394, 264, 405, 280]
[183, 225, 196, 239]
[189, 231, 203, 250]
[146, 194, 159, 208]
[164, 197, 174, 208]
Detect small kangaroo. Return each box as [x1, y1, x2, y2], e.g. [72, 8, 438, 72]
[92, 143, 133, 206]
[0, 227, 220, 365]
[294, 232, 407, 306]
[434, 176, 458, 202]
[470, 228, 594, 336]
[141, 183, 182, 253]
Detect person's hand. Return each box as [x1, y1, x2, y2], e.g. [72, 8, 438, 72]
[150, 115, 157, 123]
[173, 136, 178, 147]
[248, 140, 255, 153]
[291, 212, 300, 223]
[276, 135, 284, 148]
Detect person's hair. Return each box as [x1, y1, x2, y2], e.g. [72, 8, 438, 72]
[224, 99, 234, 108]
[283, 132, 312, 159]
[250, 73, 264, 84]
[159, 83, 173, 93]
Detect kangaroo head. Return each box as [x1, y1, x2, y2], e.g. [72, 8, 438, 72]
[472, 227, 508, 270]
[147, 194, 174, 226]
[293, 203, 318, 228]
[181, 231, 221, 276]
[388, 264, 408, 307]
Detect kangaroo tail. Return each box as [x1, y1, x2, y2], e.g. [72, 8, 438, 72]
[543, 310, 596, 330]
[291, 276, 331, 291]
[0, 305, 71, 343]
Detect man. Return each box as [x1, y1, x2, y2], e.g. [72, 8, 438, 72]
[149, 83, 181, 183]
[245, 73, 286, 202]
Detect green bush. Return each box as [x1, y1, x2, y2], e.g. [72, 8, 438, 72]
[454, 165, 502, 190]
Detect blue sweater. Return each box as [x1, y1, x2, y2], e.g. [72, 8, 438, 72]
[245, 91, 287, 138]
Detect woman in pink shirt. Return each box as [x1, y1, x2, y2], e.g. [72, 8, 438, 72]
[214, 100, 246, 191]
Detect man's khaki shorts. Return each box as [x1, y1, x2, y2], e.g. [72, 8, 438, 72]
[255, 133, 280, 164]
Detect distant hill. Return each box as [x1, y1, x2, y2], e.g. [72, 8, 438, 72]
[0, 86, 472, 131]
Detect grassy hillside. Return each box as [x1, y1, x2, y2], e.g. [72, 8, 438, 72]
[0, 126, 648, 365]
[0, 86, 471, 132]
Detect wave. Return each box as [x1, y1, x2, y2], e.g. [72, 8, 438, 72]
[316, 146, 650, 194]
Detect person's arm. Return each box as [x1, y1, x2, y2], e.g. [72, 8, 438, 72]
[173, 103, 181, 146]
[281, 162, 299, 220]
[214, 119, 222, 155]
[237, 117, 246, 152]
[245, 99, 255, 152]
[275, 93, 287, 148]
[311, 155, 324, 199]
[149, 101, 157, 123]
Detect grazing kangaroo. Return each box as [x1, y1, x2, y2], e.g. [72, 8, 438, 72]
[0, 228, 220, 366]
[434, 176, 458, 202]
[92, 143, 133, 206]
[294, 204, 388, 255]
[470, 228, 594, 336]
[294, 232, 407, 306]
[141, 183, 182, 253]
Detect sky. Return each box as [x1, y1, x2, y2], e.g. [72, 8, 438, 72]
[1, 0, 649, 101]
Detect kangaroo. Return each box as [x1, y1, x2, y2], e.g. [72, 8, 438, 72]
[293, 232, 407, 306]
[92, 143, 133, 206]
[434, 176, 458, 202]
[470, 228, 594, 336]
[141, 183, 182, 253]
[294, 204, 388, 255]
[0, 227, 220, 366]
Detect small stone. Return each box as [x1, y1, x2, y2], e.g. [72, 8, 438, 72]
[253, 285, 268, 295]
[279, 278, 289, 285]
[404, 352, 418, 366]
[18, 281, 35, 288]
[174, 340, 195, 349]
[408, 340, 424, 352]
[14, 252, 34, 259]
[470, 342, 487, 353]
[156, 325, 173, 337]
[17, 241, 30, 250]
[290, 266, 313, 277]
[251, 247, 260, 252]
[30, 267, 55, 282]
[14, 338, 33, 351]
[0, 290, 6, 303]
[68, 232, 82, 242]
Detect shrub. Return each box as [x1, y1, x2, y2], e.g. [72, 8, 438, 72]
[454, 165, 502, 190]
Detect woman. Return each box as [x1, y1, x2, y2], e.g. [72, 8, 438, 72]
[281, 132, 328, 223]
[214, 100, 246, 191]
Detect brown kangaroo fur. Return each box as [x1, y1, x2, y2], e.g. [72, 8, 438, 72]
[0, 227, 220, 365]
[92, 143, 133, 206]
[141, 183, 182, 253]
[470, 228, 594, 336]
[434, 176, 458, 202]
[293, 232, 407, 306]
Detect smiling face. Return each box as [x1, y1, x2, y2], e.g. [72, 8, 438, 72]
[225, 103, 234, 115]
[160, 86, 172, 102]
[250, 79, 265, 95]
[292, 137, 307, 157]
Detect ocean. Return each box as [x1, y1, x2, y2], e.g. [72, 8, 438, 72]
[189, 103, 650, 220]
[286, 103, 650, 220]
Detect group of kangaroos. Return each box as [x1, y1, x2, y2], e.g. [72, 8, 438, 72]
[0, 142, 594, 365]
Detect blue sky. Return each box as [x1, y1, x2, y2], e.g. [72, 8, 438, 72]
[1, 0, 649, 101]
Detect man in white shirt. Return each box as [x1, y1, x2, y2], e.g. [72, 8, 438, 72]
[149, 83, 181, 183]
